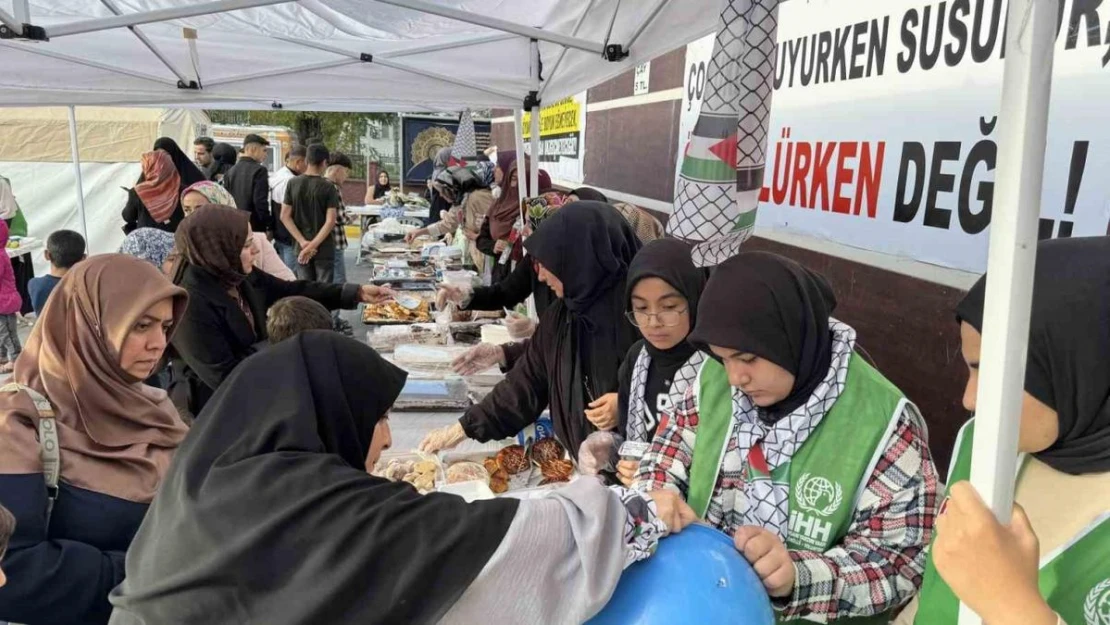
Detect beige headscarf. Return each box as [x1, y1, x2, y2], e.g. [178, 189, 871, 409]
[0, 254, 189, 503]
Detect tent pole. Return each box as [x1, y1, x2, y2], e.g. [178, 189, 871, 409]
[47, 0, 294, 38]
[380, 33, 516, 58]
[0, 41, 175, 86]
[99, 0, 191, 85]
[537, 0, 597, 99]
[0, 8, 20, 34]
[528, 40, 541, 198]
[12, 0, 29, 24]
[67, 106, 89, 244]
[960, 0, 1056, 622]
[272, 36, 520, 102]
[372, 0, 605, 54]
[624, 0, 669, 52]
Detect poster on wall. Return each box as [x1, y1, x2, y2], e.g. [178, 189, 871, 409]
[522, 92, 588, 185]
[680, 0, 1110, 273]
[402, 116, 491, 185]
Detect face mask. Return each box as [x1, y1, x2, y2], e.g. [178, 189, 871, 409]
[491, 184, 502, 200]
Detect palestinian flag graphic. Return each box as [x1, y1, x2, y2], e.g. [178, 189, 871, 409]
[450, 109, 478, 168]
[668, 0, 779, 267]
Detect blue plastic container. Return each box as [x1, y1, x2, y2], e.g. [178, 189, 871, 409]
[588, 524, 775, 625]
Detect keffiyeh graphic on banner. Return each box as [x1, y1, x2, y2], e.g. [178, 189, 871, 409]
[451, 109, 478, 168]
[667, 0, 779, 267]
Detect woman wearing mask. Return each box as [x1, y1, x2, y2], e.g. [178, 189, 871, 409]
[0, 255, 189, 625]
[421, 202, 641, 459]
[898, 236, 1110, 625]
[121, 138, 206, 234]
[181, 180, 295, 280]
[364, 170, 393, 204]
[637, 251, 939, 622]
[109, 331, 693, 625]
[169, 206, 393, 419]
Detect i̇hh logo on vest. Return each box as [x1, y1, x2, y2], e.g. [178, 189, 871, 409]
[1086, 578, 1110, 625]
[789, 473, 843, 550]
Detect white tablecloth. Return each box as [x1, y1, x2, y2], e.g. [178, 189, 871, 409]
[347, 205, 430, 219]
[7, 237, 42, 259]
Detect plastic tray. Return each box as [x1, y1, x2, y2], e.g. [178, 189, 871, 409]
[440, 446, 535, 492]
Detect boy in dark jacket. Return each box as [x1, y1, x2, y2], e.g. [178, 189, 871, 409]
[28, 229, 86, 316]
[222, 134, 272, 234]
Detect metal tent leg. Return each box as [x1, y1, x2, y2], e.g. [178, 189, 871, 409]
[67, 106, 89, 244]
[961, 0, 1057, 621]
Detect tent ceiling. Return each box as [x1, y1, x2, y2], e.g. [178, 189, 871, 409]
[0, 0, 718, 111]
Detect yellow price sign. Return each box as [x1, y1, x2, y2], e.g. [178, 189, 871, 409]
[522, 97, 581, 138]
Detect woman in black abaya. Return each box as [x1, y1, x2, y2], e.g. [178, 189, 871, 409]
[420, 202, 642, 458]
[108, 332, 689, 625]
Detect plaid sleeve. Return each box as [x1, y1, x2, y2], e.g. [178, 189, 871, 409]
[781, 405, 940, 622]
[633, 384, 698, 496]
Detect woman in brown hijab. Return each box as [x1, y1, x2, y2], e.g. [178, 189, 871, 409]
[169, 205, 393, 419]
[0, 254, 189, 625]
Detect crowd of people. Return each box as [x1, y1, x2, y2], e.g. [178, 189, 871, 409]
[0, 132, 1101, 625]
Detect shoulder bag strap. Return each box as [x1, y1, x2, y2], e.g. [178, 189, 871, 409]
[0, 382, 59, 525]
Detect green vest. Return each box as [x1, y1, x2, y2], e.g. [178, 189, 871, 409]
[689, 354, 908, 623]
[915, 420, 1110, 624]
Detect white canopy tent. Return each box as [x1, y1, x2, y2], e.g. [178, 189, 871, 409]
[0, 2, 1060, 623]
[0, 0, 715, 112]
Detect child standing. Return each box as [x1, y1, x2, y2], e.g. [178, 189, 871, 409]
[27, 229, 86, 316]
[0, 221, 23, 372]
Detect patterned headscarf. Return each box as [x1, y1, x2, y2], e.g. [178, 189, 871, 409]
[120, 228, 177, 270]
[135, 150, 181, 224]
[181, 180, 238, 210]
[174, 205, 251, 289]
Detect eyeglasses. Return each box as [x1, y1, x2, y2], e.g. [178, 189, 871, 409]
[625, 308, 688, 328]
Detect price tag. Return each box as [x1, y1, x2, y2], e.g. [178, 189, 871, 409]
[633, 62, 651, 95]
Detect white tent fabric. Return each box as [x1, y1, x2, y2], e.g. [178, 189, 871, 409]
[0, 106, 209, 272]
[0, 0, 717, 111]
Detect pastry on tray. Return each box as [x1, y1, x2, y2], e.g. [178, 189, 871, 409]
[362, 300, 432, 323]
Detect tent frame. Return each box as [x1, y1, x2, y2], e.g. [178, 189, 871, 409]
[959, 0, 1055, 620]
[98, 0, 193, 87]
[269, 36, 521, 103]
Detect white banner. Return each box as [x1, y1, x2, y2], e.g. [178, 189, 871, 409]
[681, 0, 1110, 273]
[677, 34, 717, 194]
[523, 92, 588, 186]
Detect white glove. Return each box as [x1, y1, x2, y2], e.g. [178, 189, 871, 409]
[419, 422, 468, 453]
[451, 343, 505, 376]
[504, 311, 536, 340]
[436, 283, 473, 310]
[577, 430, 624, 476]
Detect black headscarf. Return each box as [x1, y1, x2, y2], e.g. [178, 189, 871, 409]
[211, 142, 238, 180]
[109, 332, 520, 624]
[956, 236, 1110, 475]
[525, 201, 642, 449]
[626, 238, 707, 364]
[690, 251, 837, 423]
[571, 187, 608, 203]
[526, 201, 640, 318]
[373, 171, 392, 199]
[153, 137, 207, 187]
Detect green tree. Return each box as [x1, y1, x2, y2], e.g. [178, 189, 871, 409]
[205, 110, 390, 155]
